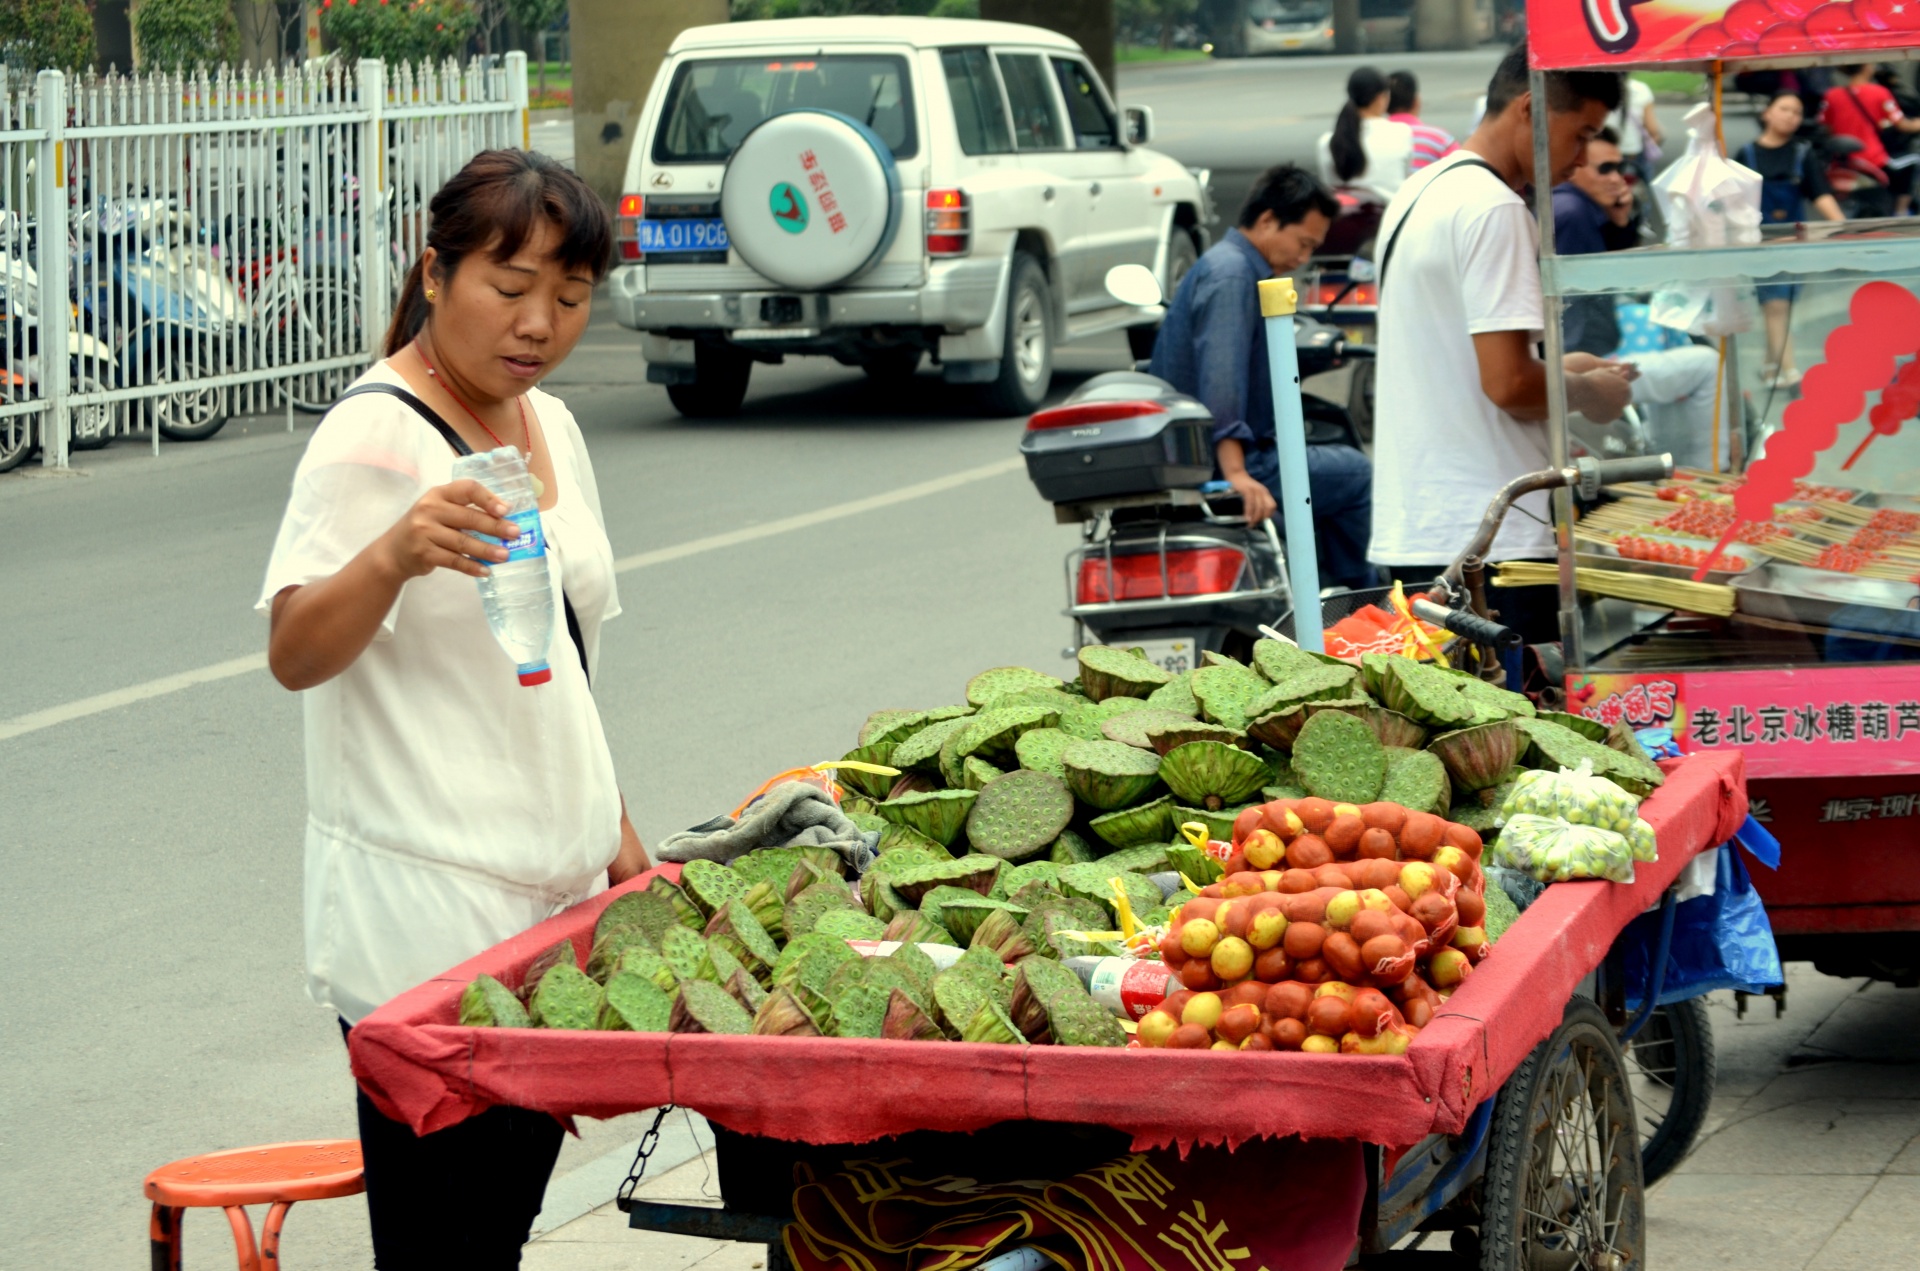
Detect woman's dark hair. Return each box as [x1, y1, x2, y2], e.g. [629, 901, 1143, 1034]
[1331, 67, 1390, 183]
[1237, 163, 1340, 231]
[383, 149, 614, 357]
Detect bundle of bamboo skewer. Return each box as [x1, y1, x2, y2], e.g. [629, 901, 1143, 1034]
[1492, 561, 1738, 616]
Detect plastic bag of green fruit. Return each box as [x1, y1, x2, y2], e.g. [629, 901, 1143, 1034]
[1491, 813, 1637, 884]
[1497, 761, 1656, 863]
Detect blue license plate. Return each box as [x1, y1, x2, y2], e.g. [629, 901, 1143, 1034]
[639, 217, 729, 254]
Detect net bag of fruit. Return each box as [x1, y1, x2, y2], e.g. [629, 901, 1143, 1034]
[1497, 761, 1657, 863]
[1490, 813, 1636, 884]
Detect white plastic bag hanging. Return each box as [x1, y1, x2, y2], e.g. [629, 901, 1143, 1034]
[1650, 103, 1760, 338]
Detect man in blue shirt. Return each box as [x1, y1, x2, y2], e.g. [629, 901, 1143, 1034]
[1150, 164, 1377, 588]
[1552, 130, 1728, 468]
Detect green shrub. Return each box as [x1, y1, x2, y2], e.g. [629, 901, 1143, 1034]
[320, 0, 476, 65]
[0, 0, 97, 74]
[133, 0, 240, 69]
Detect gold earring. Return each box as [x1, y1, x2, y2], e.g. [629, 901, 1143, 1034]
[425, 289, 436, 301]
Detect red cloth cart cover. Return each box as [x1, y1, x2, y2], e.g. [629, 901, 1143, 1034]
[350, 752, 1745, 1151]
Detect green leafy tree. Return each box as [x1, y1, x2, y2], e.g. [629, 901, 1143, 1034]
[1117, 0, 1197, 50]
[134, 0, 240, 69]
[0, 0, 97, 74]
[504, 0, 563, 34]
[319, 0, 476, 64]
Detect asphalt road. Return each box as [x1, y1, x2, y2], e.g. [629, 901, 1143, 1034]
[0, 47, 1845, 1271]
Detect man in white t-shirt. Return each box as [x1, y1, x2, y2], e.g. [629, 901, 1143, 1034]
[1369, 46, 1633, 641]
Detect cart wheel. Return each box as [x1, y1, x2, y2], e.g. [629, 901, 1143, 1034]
[1624, 997, 1715, 1185]
[1479, 997, 1645, 1271]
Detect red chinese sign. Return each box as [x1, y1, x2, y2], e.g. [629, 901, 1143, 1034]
[1567, 665, 1920, 778]
[798, 149, 848, 235]
[1530, 0, 1920, 70]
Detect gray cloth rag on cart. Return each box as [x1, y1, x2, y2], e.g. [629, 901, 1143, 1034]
[656, 780, 878, 873]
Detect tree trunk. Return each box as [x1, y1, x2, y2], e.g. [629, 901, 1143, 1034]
[980, 0, 1117, 95]
[567, 0, 730, 207]
[1332, 0, 1362, 56]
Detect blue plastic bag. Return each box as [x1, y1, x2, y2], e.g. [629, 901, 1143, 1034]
[1622, 815, 1784, 1007]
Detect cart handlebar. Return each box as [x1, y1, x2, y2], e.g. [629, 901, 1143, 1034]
[1442, 452, 1675, 589]
[1412, 597, 1522, 649]
[1587, 453, 1675, 494]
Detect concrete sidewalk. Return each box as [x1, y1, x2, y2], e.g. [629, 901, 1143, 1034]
[521, 965, 1920, 1270]
[1648, 967, 1920, 1270]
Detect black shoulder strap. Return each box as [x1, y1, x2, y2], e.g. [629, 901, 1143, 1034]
[330, 382, 474, 454]
[322, 381, 591, 685]
[1377, 157, 1503, 286]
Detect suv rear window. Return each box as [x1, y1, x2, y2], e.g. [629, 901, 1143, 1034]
[652, 55, 917, 163]
[941, 47, 1013, 156]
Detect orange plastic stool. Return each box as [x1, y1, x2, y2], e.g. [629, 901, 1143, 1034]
[145, 1140, 363, 1271]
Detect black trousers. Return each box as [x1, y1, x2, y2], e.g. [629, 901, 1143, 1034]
[1384, 564, 1565, 646]
[341, 1020, 564, 1269]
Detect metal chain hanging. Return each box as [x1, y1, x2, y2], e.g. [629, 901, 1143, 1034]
[616, 1105, 674, 1210]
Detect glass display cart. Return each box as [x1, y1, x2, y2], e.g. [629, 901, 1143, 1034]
[1527, 6, 1920, 980]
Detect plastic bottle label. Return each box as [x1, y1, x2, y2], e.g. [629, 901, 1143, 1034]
[1085, 958, 1173, 1020]
[481, 509, 546, 563]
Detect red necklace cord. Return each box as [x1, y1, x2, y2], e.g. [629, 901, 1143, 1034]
[415, 341, 532, 461]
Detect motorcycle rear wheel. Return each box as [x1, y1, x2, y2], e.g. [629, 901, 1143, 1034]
[68, 361, 122, 450]
[152, 380, 229, 441]
[0, 388, 34, 472]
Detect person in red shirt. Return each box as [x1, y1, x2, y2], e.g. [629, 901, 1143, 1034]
[1821, 63, 1920, 213]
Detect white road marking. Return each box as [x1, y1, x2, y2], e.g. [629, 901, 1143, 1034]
[0, 456, 1026, 743]
[608, 455, 1023, 573]
[0, 653, 270, 743]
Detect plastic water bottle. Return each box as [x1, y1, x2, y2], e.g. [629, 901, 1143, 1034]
[451, 445, 555, 686]
[1062, 956, 1176, 1021]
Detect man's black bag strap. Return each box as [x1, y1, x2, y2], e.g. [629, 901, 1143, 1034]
[1377, 156, 1504, 285]
[326, 382, 591, 684]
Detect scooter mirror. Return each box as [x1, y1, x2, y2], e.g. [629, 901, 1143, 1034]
[1105, 263, 1162, 308]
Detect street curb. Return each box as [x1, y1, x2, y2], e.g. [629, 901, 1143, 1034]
[531, 1109, 717, 1239]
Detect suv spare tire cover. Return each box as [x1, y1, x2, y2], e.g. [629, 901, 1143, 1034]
[720, 109, 901, 291]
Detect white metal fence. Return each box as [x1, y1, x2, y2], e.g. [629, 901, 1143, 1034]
[1, 52, 528, 472]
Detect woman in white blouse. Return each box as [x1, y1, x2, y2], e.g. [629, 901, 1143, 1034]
[1317, 66, 1415, 203]
[259, 149, 646, 1267]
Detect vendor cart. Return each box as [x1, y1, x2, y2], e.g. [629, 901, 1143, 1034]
[1525, 6, 1920, 988]
[350, 752, 1748, 1270]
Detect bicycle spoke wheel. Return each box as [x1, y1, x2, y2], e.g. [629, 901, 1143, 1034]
[1481, 998, 1645, 1271]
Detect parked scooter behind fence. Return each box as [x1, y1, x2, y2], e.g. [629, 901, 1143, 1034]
[72, 198, 246, 442]
[1, 215, 123, 471]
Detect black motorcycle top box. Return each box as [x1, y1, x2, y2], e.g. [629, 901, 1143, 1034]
[1020, 371, 1215, 504]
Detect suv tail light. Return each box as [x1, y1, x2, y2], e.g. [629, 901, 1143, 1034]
[925, 188, 970, 257]
[1076, 547, 1247, 603]
[616, 194, 645, 262]
[1027, 400, 1163, 431]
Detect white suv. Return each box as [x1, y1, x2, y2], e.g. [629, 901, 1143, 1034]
[608, 16, 1210, 417]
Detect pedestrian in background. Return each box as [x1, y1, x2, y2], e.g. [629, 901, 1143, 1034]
[1821, 63, 1920, 215]
[1555, 129, 1730, 469]
[1319, 66, 1414, 203]
[1388, 70, 1457, 171]
[1606, 73, 1664, 183]
[259, 149, 647, 1268]
[1740, 92, 1846, 389]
